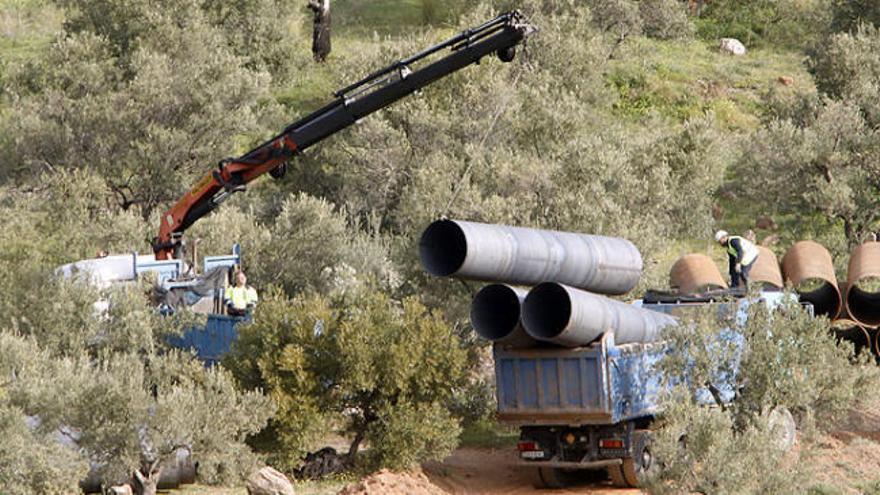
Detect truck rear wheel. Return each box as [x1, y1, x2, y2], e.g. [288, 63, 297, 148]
[608, 429, 655, 488]
[532, 467, 571, 489]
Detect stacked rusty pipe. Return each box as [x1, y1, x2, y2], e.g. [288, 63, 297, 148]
[670, 246, 783, 297]
[670, 254, 727, 295]
[782, 241, 842, 318]
[420, 219, 676, 348]
[845, 242, 880, 327]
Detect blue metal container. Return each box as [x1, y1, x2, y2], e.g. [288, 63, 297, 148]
[167, 314, 242, 366]
[495, 333, 667, 426]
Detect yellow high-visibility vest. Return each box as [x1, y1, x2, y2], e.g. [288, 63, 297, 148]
[726, 236, 759, 265]
[225, 285, 258, 310]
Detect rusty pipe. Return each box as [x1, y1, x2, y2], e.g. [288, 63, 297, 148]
[470, 284, 538, 347]
[830, 319, 871, 357]
[419, 219, 643, 295]
[781, 241, 841, 318]
[845, 242, 880, 326]
[750, 246, 783, 290]
[521, 283, 677, 346]
[669, 254, 727, 295]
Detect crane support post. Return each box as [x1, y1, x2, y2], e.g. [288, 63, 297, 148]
[153, 11, 534, 259]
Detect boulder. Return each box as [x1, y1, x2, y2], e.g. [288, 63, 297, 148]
[755, 215, 778, 231]
[107, 485, 133, 495]
[247, 467, 295, 495]
[719, 38, 746, 56]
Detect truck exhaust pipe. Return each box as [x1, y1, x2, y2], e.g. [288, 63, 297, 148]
[470, 284, 537, 347]
[845, 241, 880, 326]
[782, 241, 841, 318]
[521, 283, 677, 347]
[419, 219, 643, 295]
[669, 254, 727, 295]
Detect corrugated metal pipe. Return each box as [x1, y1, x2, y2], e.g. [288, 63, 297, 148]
[782, 241, 841, 318]
[521, 283, 677, 347]
[419, 219, 643, 295]
[669, 254, 727, 295]
[830, 319, 871, 357]
[470, 284, 537, 348]
[845, 241, 880, 327]
[750, 246, 784, 290]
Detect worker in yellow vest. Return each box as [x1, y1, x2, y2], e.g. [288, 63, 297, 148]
[225, 270, 258, 317]
[715, 230, 760, 289]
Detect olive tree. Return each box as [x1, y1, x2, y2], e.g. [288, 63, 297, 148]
[645, 298, 879, 493]
[736, 99, 880, 245]
[1, 1, 278, 215]
[226, 288, 467, 472]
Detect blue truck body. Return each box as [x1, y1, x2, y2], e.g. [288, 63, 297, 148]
[495, 333, 666, 426]
[498, 292, 794, 488]
[167, 314, 243, 366]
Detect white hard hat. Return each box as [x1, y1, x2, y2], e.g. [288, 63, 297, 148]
[714, 230, 729, 242]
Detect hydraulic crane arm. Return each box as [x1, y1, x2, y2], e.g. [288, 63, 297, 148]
[153, 11, 535, 259]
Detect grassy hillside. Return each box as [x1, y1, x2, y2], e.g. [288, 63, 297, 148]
[0, 0, 824, 283]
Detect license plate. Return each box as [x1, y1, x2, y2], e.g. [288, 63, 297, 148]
[521, 451, 545, 459]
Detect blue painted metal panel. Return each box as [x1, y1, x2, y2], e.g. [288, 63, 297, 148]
[540, 358, 560, 407]
[520, 360, 539, 408]
[499, 359, 517, 408]
[561, 358, 583, 407]
[167, 314, 242, 366]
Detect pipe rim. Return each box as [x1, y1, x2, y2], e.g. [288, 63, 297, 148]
[796, 281, 841, 319]
[522, 283, 572, 340]
[419, 219, 467, 277]
[471, 284, 523, 341]
[847, 284, 880, 326]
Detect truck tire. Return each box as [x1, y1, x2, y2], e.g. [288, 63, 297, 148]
[532, 467, 570, 489]
[609, 429, 655, 488]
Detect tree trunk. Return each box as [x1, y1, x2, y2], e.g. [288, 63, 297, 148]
[347, 429, 365, 463]
[308, 0, 331, 62]
[132, 465, 162, 495]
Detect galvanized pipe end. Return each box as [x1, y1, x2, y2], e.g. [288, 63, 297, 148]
[419, 219, 467, 276]
[470, 284, 535, 347]
[521, 282, 573, 342]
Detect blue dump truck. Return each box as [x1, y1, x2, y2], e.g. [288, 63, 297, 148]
[494, 293, 788, 489]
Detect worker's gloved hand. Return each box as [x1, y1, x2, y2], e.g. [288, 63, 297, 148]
[734, 263, 742, 274]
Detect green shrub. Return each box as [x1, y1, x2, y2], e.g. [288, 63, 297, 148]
[226, 289, 468, 472]
[646, 298, 880, 493]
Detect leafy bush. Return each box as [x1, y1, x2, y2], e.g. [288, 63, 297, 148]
[646, 297, 880, 493]
[809, 24, 880, 126]
[639, 0, 693, 40]
[226, 289, 468, 472]
[694, 0, 831, 48]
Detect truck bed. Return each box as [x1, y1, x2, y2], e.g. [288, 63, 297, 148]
[495, 333, 666, 425]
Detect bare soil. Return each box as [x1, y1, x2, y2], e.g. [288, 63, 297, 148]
[337, 448, 640, 495]
[337, 399, 880, 495]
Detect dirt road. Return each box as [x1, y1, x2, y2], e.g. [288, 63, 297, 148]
[423, 448, 641, 495]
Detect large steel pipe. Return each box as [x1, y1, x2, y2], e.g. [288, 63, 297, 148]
[750, 246, 784, 290]
[830, 319, 871, 357]
[782, 241, 841, 318]
[845, 242, 880, 326]
[419, 219, 643, 295]
[669, 254, 727, 295]
[521, 283, 677, 346]
[470, 284, 537, 347]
